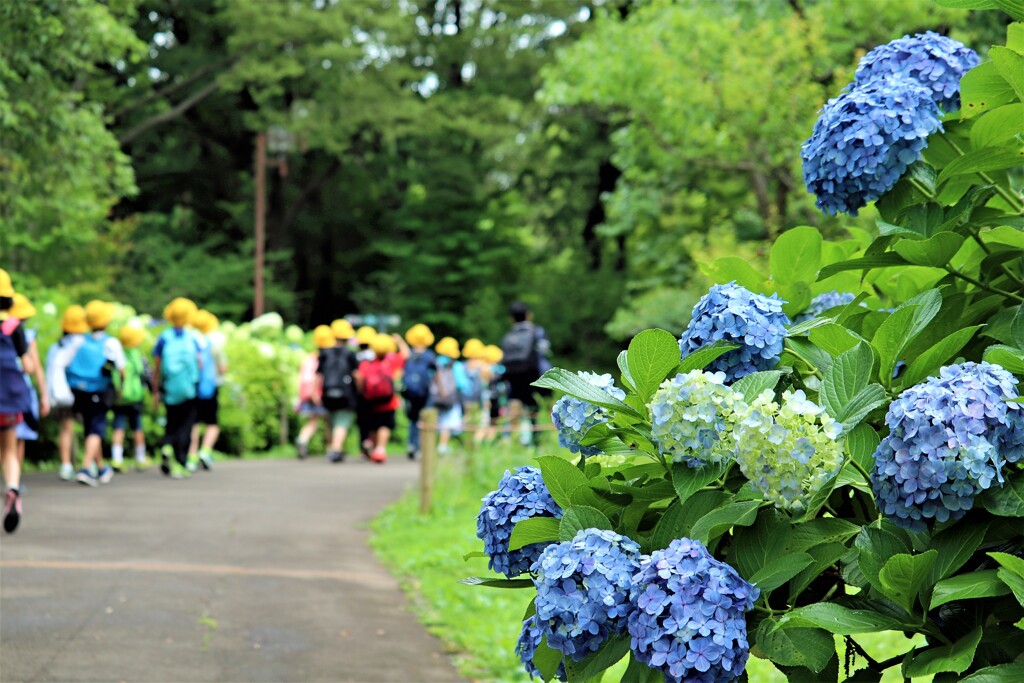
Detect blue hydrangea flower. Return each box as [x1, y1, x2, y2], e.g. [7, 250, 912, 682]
[649, 370, 746, 467]
[533, 529, 642, 661]
[793, 291, 857, 324]
[854, 31, 979, 111]
[802, 77, 943, 216]
[871, 362, 1024, 531]
[734, 389, 845, 513]
[551, 372, 626, 455]
[516, 615, 567, 681]
[680, 283, 789, 382]
[477, 466, 563, 577]
[629, 538, 759, 683]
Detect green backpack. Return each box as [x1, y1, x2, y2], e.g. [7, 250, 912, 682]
[116, 348, 147, 405]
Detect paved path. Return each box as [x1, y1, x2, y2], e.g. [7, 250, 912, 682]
[1, 458, 462, 683]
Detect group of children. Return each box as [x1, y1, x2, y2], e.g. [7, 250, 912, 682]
[0, 268, 226, 533]
[294, 303, 551, 463]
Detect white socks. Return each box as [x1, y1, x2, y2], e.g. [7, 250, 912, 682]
[111, 445, 124, 465]
[135, 445, 147, 462]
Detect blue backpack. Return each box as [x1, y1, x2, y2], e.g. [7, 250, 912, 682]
[160, 329, 199, 406]
[66, 334, 112, 393]
[402, 350, 435, 399]
[197, 337, 218, 399]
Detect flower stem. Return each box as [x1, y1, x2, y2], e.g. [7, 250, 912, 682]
[941, 133, 1024, 213]
[943, 266, 1024, 302]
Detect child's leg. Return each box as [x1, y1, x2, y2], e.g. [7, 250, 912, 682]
[201, 424, 220, 452]
[188, 422, 202, 459]
[59, 416, 76, 467]
[2, 427, 20, 489]
[16, 438, 25, 467]
[298, 416, 319, 445]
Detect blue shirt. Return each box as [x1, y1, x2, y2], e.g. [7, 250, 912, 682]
[153, 327, 201, 358]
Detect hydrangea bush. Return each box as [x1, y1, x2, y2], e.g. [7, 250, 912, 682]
[465, 15, 1024, 683]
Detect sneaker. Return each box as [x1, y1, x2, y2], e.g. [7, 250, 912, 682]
[59, 463, 75, 481]
[369, 448, 387, 464]
[169, 460, 190, 479]
[134, 456, 153, 472]
[326, 451, 345, 464]
[198, 450, 213, 471]
[407, 448, 417, 461]
[97, 467, 114, 484]
[160, 457, 170, 476]
[76, 469, 99, 487]
[3, 488, 21, 533]
[186, 456, 198, 473]
[160, 447, 173, 476]
[111, 461, 125, 474]
[296, 442, 309, 460]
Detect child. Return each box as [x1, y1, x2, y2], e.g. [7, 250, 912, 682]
[1, 270, 49, 533]
[11, 295, 48, 469]
[332, 319, 355, 347]
[295, 325, 334, 460]
[354, 325, 377, 456]
[188, 310, 225, 472]
[461, 338, 487, 438]
[67, 300, 124, 487]
[431, 337, 472, 456]
[153, 298, 201, 479]
[111, 325, 150, 472]
[478, 344, 505, 444]
[46, 305, 89, 480]
[401, 324, 435, 460]
[317, 324, 359, 463]
[356, 333, 408, 464]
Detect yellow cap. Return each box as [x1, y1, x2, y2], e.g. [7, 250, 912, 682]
[484, 344, 503, 364]
[435, 336, 460, 359]
[118, 325, 146, 350]
[356, 325, 377, 345]
[62, 305, 89, 334]
[405, 323, 434, 348]
[10, 293, 36, 320]
[192, 309, 219, 334]
[462, 338, 485, 359]
[332, 319, 355, 340]
[313, 325, 336, 349]
[370, 333, 395, 357]
[164, 297, 198, 327]
[85, 300, 115, 330]
[0, 269, 13, 298]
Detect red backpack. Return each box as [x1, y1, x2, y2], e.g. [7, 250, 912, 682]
[361, 360, 395, 403]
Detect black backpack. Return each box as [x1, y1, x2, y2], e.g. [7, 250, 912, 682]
[319, 347, 355, 409]
[502, 323, 538, 375]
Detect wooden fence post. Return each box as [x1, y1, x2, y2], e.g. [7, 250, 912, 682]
[420, 408, 438, 515]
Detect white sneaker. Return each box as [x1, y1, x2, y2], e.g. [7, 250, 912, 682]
[59, 464, 74, 481]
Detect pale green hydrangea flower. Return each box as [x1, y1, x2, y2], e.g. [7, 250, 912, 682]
[649, 370, 746, 467]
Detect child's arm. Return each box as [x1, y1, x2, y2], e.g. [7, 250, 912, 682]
[28, 338, 49, 417]
[392, 334, 410, 360]
[151, 355, 162, 411]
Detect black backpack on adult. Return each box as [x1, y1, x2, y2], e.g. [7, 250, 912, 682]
[502, 322, 539, 376]
[319, 346, 355, 410]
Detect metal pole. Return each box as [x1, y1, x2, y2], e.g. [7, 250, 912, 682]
[420, 408, 438, 515]
[253, 131, 267, 318]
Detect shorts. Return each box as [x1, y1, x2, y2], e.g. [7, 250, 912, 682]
[74, 390, 111, 438]
[506, 372, 540, 411]
[365, 410, 396, 432]
[50, 406, 78, 422]
[328, 409, 356, 431]
[0, 413, 23, 430]
[298, 400, 327, 417]
[196, 391, 219, 425]
[113, 403, 143, 431]
[437, 405, 463, 432]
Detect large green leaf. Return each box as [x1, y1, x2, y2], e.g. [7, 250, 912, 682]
[773, 603, 905, 634]
[702, 256, 767, 292]
[564, 634, 630, 682]
[817, 254, 910, 280]
[755, 619, 835, 673]
[789, 542, 849, 601]
[558, 506, 612, 542]
[535, 455, 591, 510]
[980, 474, 1024, 517]
[960, 664, 1024, 683]
[930, 570, 1011, 609]
[509, 517, 562, 551]
[771, 226, 822, 285]
[688, 500, 761, 545]
[678, 340, 740, 373]
[458, 576, 535, 588]
[983, 345, 1024, 374]
[902, 325, 983, 387]
[789, 518, 861, 552]
[971, 104, 1024, 148]
[749, 552, 815, 592]
[878, 550, 939, 614]
[820, 342, 872, 418]
[671, 461, 728, 507]
[534, 633, 563, 682]
[845, 424, 880, 472]
[991, 45, 1024, 98]
[808, 323, 862, 357]
[534, 369, 642, 418]
[937, 146, 1024, 185]
[856, 526, 910, 592]
[959, 61, 1018, 119]
[893, 232, 965, 267]
[731, 509, 792, 579]
[834, 384, 889, 430]
[926, 520, 989, 584]
[627, 328, 683, 402]
[903, 626, 982, 678]
[730, 370, 783, 402]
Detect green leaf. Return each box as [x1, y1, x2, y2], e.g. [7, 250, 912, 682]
[960, 664, 1024, 683]
[622, 652, 662, 683]
[845, 424, 880, 472]
[627, 328, 683, 402]
[749, 552, 815, 592]
[678, 340, 740, 373]
[959, 61, 1018, 119]
[534, 633, 563, 682]
[702, 256, 766, 292]
[731, 509, 793, 579]
[992, 45, 1024, 98]
[617, 350, 636, 393]
[971, 104, 1024, 148]
[927, 520, 989, 584]
[808, 323, 862, 357]
[564, 634, 630, 682]
[535, 455, 591, 510]
[993, 0, 1024, 22]
[893, 232, 965, 267]
[874, 299, 939, 385]
[903, 626, 982, 678]
[789, 542, 849, 601]
[730, 370, 783, 402]
[1012, 304, 1024, 349]
[771, 226, 822, 285]
[937, 146, 1024, 185]
[458, 576, 535, 588]
[789, 518, 861, 552]
[980, 474, 1024, 516]
[982, 344, 1024, 374]
[834, 384, 889, 429]
[932, 0, 998, 8]
[558, 506, 613, 542]
[1010, 21, 1024, 52]
[930, 570, 1011, 609]
[462, 551, 487, 561]
[777, 280, 812, 320]
[688, 500, 761, 545]
[671, 461, 727, 506]
[817, 254, 910, 280]
[773, 603, 905, 634]
[820, 342, 872, 419]
[902, 325, 983, 387]
[856, 526, 911, 592]
[878, 550, 938, 614]
[509, 517, 562, 552]
[534, 369, 642, 419]
[755, 619, 835, 673]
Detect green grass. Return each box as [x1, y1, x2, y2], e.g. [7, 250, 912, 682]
[369, 441, 928, 682]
